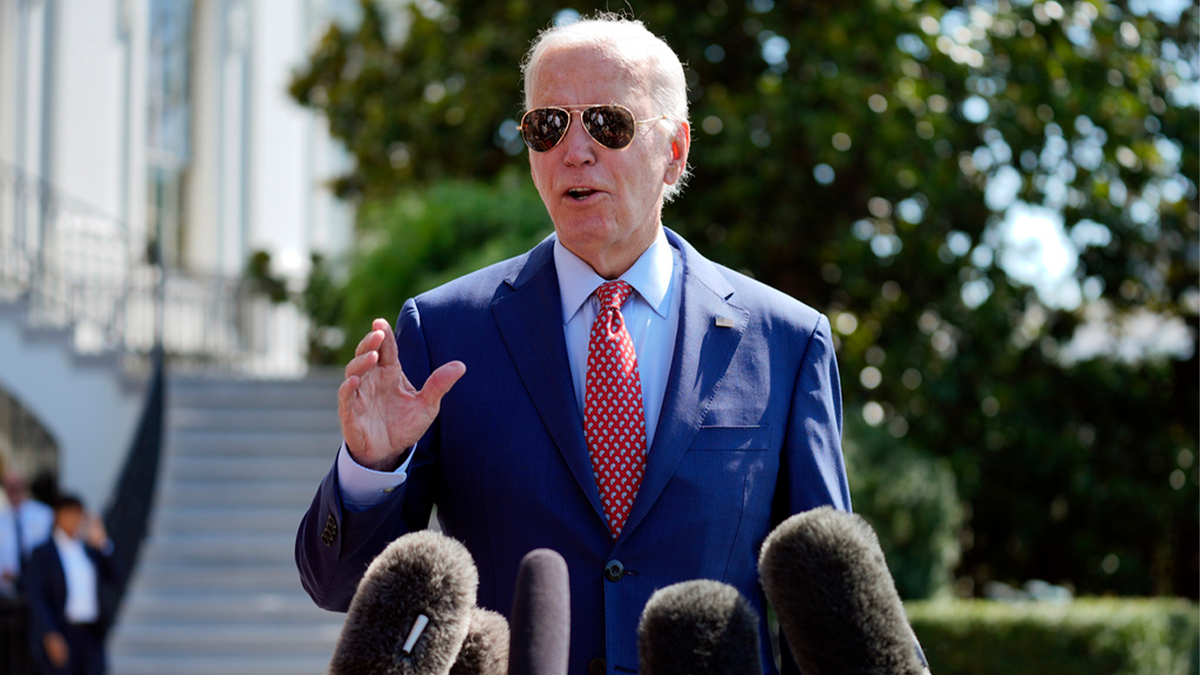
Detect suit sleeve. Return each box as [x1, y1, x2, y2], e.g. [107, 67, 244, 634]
[775, 313, 851, 675]
[87, 543, 119, 583]
[294, 298, 440, 611]
[778, 312, 851, 515]
[24, 546, 61, 641]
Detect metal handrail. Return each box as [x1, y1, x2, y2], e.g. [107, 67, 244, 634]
[0, 160, 308, 376]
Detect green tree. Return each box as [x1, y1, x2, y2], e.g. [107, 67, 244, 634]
[335, 173, 553, 346]
[291, 0, 1198, 597]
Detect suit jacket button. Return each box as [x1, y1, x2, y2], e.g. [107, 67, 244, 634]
[604, 560, 624, 582]
[321, 514, 338, 547]
[588, 657, 606, 675]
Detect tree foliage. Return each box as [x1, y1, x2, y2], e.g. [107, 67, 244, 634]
[291, 0, 1198, 597]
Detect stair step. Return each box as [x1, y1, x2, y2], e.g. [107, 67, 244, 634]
[169, 407, 341, 432]
[110, 622, 343, 654]
[118, 590, 340, 625]
[112, 375, 344, 673]
[162, 455, 332, 481]
[109, 654, 335, 675]
[169, 374, 342, 409]
[150, 505, 305, 535]
[168, 429, 342, 458]
[137, 534, 295, 565]
[132, 558, 302, 584]
[153, 479, 323, 508]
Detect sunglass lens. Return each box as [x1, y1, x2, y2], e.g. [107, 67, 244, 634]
[582, 105, 636, 149]
[521, 108, 568, 152]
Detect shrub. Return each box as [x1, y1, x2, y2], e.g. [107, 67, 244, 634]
[844, 415, 964, 600]
[325, 173, 553, 364]
[905, 598, 1200, 675]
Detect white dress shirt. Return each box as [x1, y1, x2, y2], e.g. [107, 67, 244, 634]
[53, 528, 100, 624]
[0, 499, 55, 585]
[337, 229, 682, 511]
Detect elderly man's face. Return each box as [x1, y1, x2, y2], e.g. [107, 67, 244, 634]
[527, 44, 686, 279]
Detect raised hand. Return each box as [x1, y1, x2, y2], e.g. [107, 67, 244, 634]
[338, 318, 466, 472]
[85, 512, 109, 550]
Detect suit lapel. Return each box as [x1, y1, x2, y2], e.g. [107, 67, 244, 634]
[622, 230, 748, 539]
[490, 240, 607, 524]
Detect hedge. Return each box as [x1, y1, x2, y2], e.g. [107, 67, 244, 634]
[904, 599, 1199, 675]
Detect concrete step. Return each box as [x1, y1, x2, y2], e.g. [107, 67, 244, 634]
[109, 654, 334, 675]
[129, 561, 304, 591]
[136, 533, 296, 565]
[110, 621, 343, 656]
[152, 479, 324, 508]
[117, 590, 339, 626]
[168, 406, 342, 432]
[168, 373, 342, 409]
[168, 428, 342, 458]
[160, 455, 332, 482]
[148, 505, 304, 536]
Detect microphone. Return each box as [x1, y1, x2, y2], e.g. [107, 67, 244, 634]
[449, 607, 510, 675]
[637, 579, 762, 675]
[330, 530, 479, 675]
[758, 506, 931, 675]
[507, 548, 571, 675]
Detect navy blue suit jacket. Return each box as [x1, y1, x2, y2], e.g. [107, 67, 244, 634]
[26, 538, 117, 673]
[297, 230, 851, 674]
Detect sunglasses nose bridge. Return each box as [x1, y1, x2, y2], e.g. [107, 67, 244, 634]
[559, 111, 601, 159]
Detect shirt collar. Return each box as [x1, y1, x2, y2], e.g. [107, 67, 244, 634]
[554, 229, 674, 325]
[53, 528, 82, 552]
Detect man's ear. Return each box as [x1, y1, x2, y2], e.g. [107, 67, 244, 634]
[665, 120, 691, 185]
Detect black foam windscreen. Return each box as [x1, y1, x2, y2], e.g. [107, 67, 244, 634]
[759, 506, 929, 675]
[449, 606, 510, 675]
[637, 579, 762, 675]
[330, 530, 479, 675]
[507, 548, 571, 675]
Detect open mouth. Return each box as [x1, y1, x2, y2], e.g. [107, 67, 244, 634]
[567, 187, 598, 201]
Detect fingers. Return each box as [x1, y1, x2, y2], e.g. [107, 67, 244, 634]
[374, 318, 400, 367]
[344, 349, 379, 381]
[86, 513, 108, 548]
[353, 322, 386, 358]
[337, 376, 364, 453]
[346, 319, 391, 379]
[420, 360, 466, 407]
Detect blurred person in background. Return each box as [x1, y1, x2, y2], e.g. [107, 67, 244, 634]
[25, 494, 116, 675]
[0, 469, 55, 597]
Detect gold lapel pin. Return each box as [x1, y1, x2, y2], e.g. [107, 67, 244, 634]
[715, 316, 735, 328]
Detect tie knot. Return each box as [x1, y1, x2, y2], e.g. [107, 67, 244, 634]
[595, 280, 633, 310]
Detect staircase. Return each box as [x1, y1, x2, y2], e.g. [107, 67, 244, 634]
[109, 373, 348, 675]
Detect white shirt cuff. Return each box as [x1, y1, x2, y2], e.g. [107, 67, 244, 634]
[336, 442, 413, 512]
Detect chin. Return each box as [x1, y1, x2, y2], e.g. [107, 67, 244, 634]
[553, 214, 618, 247]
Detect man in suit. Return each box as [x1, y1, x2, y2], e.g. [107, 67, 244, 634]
[25, 495, 116, 675]
[297, 14, 851, 674]
[0, 469, 55, 596]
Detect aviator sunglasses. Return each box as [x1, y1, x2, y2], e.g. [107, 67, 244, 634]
[519, 104, 668, 152]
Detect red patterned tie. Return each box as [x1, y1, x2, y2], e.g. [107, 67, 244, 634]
[584, 280, 647, 538]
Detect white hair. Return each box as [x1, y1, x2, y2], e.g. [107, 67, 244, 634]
[521, 13, 692, 202]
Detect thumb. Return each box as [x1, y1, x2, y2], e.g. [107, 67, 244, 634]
[420, 360, 466, 407]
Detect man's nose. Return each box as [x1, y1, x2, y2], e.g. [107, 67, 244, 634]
[561, 112, 596, 165]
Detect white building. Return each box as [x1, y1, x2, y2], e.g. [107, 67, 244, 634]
[0, 0, 355, 510]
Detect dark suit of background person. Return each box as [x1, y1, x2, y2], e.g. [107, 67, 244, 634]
[296, 16, 851, 675]
[25, 498, 116, 675]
